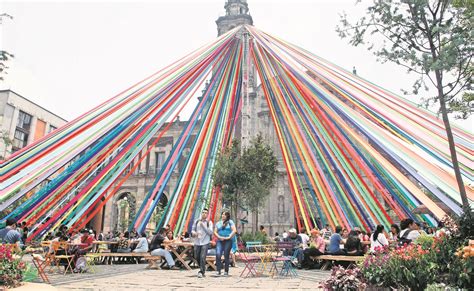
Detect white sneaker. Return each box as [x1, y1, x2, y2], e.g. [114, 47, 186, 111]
[215, 271, 221, 277]
[223, 272, 229, 276]
[197, 272, 203, 278]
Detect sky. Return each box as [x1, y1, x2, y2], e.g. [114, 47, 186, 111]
[0, 0, 472, 131]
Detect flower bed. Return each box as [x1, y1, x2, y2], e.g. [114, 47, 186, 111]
[322, 212, 474, 290]
[0, 245, 27, 289]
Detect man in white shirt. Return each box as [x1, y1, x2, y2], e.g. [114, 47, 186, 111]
[191, 208, 214, 278]
[298, 229, 310, 249]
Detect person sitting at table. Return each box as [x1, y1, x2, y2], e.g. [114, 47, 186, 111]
[328, 226, 346, 255]
[149, 228, 179, 270]
[283, 228, 304, 268]
[344, 230, 363, 256]
[164, 230, 176, 244]
[116, 232, 131, 253]
[302, 229, 325, 269]
[0, 219, 22, 252]
[180, 232, 191, 242]
[133, 233, 149, 253]
[48, 234, 70, 271]
[370, 225, 389, 253]
[55, 225, 69, 240]
[78, 229, 94, 253]
[207, 236, 217, 256]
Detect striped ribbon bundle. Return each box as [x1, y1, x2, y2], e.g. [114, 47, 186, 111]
[0, 26, 472, 240]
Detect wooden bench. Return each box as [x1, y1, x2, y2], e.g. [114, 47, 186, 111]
[94, 252, 151, 264]
[142, 254, 162, 269]
[206, 256, 217, 271]
[309, 255, 365, 270]
[205, 253, 237, 271]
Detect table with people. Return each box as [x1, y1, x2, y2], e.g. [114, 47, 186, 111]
[0, 213, 451, 280]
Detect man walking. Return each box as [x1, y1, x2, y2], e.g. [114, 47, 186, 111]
[191, 208, 213, 278]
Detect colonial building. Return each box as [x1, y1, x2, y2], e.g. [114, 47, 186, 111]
[0, 90, 67, 160]
[99, 0, 295, 235]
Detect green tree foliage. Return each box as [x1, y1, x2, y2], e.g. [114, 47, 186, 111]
[0, 13, 13, 81]
[213, 134, 278, 231]
[213, 139, 244, 225]
[337, 0, 473, 213]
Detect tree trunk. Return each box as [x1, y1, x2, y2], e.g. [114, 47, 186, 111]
[422, 15, 471, 215]
[255, 201, 259, 234]
[232, 197, 239, 232]
[434, 69, 470, 214]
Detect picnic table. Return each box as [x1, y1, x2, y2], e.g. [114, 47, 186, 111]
[162, 241, 197, 270]
[92, 240, 117, 253]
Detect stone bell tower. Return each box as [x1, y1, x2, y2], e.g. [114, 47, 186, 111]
[216, 0, 256, 149]
[216, 0, 253, 36]
[215, 1, 295, 234]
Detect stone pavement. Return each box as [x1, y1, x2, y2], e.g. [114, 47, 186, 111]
[40, 262, 330, 290]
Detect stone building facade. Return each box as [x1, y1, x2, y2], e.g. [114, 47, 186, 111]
[98, 0, 295, 235]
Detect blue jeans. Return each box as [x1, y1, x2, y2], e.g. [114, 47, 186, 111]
[216, 239, 232, 273]
[151, 248, 175, 267]
[194, 244, 209, 275]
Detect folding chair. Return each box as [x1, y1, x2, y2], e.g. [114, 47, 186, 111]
[245, 241, 263, 254]
[51, 241, 75, 274]
[85, 253, 100, 273]
[31, 254, 51, 283]
[279, 248, 299, 277]
[238, 248, 261, 278]
[270, 241, 298, 278]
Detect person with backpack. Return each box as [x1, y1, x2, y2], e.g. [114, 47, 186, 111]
[191, 208, 214, 278]
[214, 211, 236, 277]
[398, 219, 420, 246]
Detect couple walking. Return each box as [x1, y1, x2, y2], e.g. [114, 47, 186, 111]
[191, 209, 236, 278]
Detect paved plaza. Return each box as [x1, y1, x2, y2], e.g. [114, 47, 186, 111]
[25, 262, 330, 291]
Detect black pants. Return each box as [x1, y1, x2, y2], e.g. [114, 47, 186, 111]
[194, 244, 209, 275]
[303, 247, 324, 266]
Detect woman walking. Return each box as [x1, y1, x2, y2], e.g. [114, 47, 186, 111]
[214, 211, 236, 276]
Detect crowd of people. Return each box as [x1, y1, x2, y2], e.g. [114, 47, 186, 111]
[264, 218, 450, 269]
[0, 209, 238, 277]
[1, 213, 450, 276]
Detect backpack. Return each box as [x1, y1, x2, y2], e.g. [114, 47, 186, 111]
[398, 229, 413, 247]
[74, 257, 87, 273]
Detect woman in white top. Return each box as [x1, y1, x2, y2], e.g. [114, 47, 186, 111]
[133, 232, 149, 253]
[370, 225, 389, 253]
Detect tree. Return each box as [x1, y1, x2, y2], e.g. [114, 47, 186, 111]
[241, 134, 278, 231]
[0, 13, 13, 81]
[337, 0, 472, 213]
[1, 130, 13, 160]
[213, 139, 244, 228]
[213, 134, 278, 232]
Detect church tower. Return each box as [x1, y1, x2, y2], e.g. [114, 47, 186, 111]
[215, 0, 256, 149]
[215, 1, 294, 235]
[216, 0, 253, 36]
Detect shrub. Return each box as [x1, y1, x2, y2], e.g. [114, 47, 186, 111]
[0, 245, 27, 288]
[240, 231, 270, 244]
[360, 246, 393, 287]
[360, 211, 474, 289]
[321, 265, 366, 291]
[360, 243, 436, 290]
[414, 234, 435, 250]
